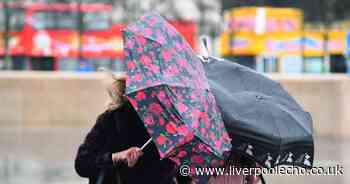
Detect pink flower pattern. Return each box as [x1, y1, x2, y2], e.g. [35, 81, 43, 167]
[123, 12, 232, 183]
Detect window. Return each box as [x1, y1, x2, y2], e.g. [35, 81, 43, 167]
[32, 10, 78, 30]
[0, 8, 4, 31]
[9, 8, 25, 31]
[83, 11, 110, 31]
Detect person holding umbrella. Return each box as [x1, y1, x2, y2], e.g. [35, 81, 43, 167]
[74, 72, 179, 184]
[75, 12, 233, 184]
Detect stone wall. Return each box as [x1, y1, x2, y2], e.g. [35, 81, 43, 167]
[0, 72, 109, 127]
[0, 72, 349, 137]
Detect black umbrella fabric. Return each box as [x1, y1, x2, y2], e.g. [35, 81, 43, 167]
[203, 56, 314, 169]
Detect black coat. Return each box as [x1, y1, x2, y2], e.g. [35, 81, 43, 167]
[75, 102, 176, 184]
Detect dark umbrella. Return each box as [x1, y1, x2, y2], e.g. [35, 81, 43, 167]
[122, 13, 232, 183]
[203, 56, 314, 169]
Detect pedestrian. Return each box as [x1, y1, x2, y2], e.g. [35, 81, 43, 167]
[73, 71, 257, 184]
[74, 72, 177, 184]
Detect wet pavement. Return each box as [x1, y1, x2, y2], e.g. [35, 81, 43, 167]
[0, 127, 347, 184]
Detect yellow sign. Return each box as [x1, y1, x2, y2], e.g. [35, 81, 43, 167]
[303, 31, 324, 57]
[226, 7, 302, 33]
[219, 31, 264, 56]
[232, 32, 264, 55]
[328, 30, 346, 54]
[219, 31, 231, 56]
[221, 7, 346, 57]
[263, 32, 302, 55]
[220, 30, 347, 57]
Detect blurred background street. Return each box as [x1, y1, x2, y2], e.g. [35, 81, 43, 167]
[1, 0, 350, 184]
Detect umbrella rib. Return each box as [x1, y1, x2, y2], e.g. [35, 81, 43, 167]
[158, 85, 185, 124]
[260, 103, 284, 160]
[129, 35, 162, 87]
[125, 31, 209, 91]
[124, 15, 173, 46]
[159, 85, 226, 156]
[208, 80, 234, 99]
[124, 30, 164, 48]
[272, 101, 312, 135]
[267, 101, 311, 159]
[235, 68, 312, 136]
[126, 83, 198, 95]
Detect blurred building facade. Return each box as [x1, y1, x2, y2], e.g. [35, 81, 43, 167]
[219, 7, 349, 74]
[1, 0, 350, 73]
[0, 0, 222, 71]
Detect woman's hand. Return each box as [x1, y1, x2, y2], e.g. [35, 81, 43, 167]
[112, 147, 143, 167]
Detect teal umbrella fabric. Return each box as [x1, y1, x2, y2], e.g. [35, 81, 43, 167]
[123, 13, 232, 183]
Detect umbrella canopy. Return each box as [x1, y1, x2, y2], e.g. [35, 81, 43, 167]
[123, 13, 232, 182]
[203, 56, 314, 169]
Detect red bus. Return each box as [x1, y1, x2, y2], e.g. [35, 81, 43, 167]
[1, 3, 198, 71]
[24, 3, 124, 71]
[0, 3, 28, 70]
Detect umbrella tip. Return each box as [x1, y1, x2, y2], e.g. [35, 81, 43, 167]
[199, 35, 211, 63]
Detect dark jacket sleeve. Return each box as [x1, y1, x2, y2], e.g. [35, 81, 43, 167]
[74, 112, 114, 178]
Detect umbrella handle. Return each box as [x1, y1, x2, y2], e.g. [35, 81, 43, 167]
[141, 138, 153, 150]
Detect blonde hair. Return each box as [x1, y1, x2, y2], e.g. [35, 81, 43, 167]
[101, 68, 128, 111]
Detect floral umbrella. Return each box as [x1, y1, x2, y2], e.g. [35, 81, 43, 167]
[123, 12, 232, 183]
